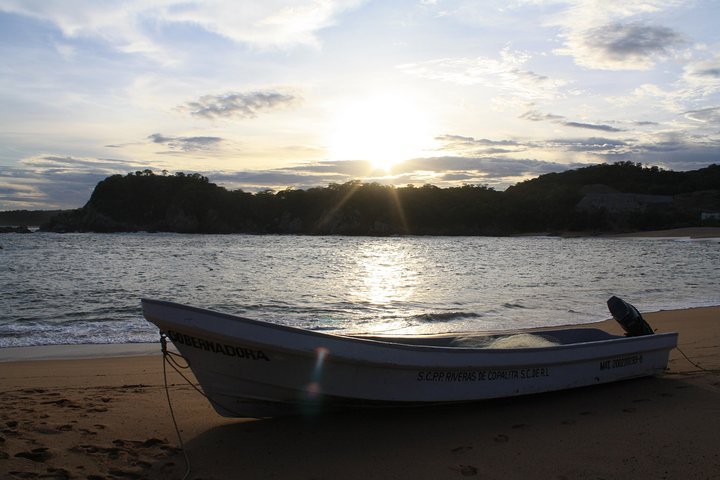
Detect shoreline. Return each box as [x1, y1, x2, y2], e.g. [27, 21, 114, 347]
[601, 226, 720, 239]
[2, 304, 718, 363]
[1, 305, 719, 478]
[0, 342, 164, 363]
[5, 226, 720, 238]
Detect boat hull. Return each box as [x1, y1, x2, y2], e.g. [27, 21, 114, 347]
[142, 299, 678, 417]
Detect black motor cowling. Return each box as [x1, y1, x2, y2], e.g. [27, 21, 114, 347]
[607, 296, 654, 336]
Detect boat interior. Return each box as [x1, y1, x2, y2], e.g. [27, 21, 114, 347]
[353, 328, 622, 349]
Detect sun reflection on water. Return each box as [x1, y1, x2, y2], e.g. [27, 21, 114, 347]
[352, 242, 418, 306]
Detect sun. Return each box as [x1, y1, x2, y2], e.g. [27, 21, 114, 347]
[325, 92, 433, 173]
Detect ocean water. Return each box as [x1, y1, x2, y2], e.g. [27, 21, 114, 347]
[1, 233, 718, 347]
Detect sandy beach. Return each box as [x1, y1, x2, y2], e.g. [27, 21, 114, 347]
[1, 307, 719, 480]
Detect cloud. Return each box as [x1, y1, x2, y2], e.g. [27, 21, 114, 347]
[288, 160, 375, 177]
[3, 139, 717, 210]
[434, 135, 525, 155]
[401, 156, 583, 180]
[0, 1, 365, 58]
[435, 131, 634, 159]
[184, 90, 298, 119]
[546, 137, 629, 153]
[435, 135, 521, 148]
[562, 121, 623, 132]
[519, 111, 565, 123]
[683, 56, 720, 94]
[160, 1, 365, 49]
[19, 155, 139, 174]
[557, 22, 685, 70]
[398, 48, 566, 100]
[683, 107, 720, 124]
[0, 158, 130, 209]
[148, 133, 223, 151]
[607, 137, 720, 170]
[520, 110, 624, 132]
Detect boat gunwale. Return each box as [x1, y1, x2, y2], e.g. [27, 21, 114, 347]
[142, 299, 678, 368]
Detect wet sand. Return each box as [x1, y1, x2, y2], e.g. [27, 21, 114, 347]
[1, 306, 719, 479]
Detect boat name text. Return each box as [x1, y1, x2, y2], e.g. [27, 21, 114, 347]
[416, 367, 549, 382]
[599, 354, 642, 370]
[166, 330, 270, 361]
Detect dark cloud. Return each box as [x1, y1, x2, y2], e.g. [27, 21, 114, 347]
[0, 168, 116, 209]
[434, 134, 527, 156]
[585, 23, 682, 59]
[606, 143, 720, 170]
[185, 90, 297, 119]
[20, 155, 138, 172]
[0, 155, 153, 208]
[435, 134, 521, 147]
[434, 132, 630, 159]
[519, 111, 565, 122]
[695, 67, 720, 78]
[400, 156, 583, 179]
[683, 107, 720, 124]
[520, 110, 623, 132]
[148, 133, 223, 152]
[562, 121, 623, 132]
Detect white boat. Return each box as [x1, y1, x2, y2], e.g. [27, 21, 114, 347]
[141, 297, 678, 418]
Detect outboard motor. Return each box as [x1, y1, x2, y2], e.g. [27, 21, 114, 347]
[607, 296, 654, 336]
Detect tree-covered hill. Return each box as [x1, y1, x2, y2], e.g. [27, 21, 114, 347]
[37, 163, 720, 235]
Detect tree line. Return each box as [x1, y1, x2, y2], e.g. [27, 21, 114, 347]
[38, 162, 720, 235]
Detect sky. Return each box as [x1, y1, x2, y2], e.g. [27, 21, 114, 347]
[1, 0, 719, 210]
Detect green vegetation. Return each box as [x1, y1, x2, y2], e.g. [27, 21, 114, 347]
[0, 210, 70, 227]
[35, 163, 720, 235]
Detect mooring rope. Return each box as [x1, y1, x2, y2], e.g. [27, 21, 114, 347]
[161, 334, 193, 480]
[674, 344, 716, 374]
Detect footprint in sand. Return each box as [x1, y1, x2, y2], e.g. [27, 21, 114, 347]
[40, 398, 82, 409]
[451, 445, 473, 453]
[14, 447, 52, 462]
[450, 464, 478, 476]
[494, 434, 509, 443]
[108, 468, 143, 479]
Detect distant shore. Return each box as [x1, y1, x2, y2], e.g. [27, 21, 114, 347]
[1, 305, 719, 479]
[604, 226, 720, 238]
[3, 225, 719, 239]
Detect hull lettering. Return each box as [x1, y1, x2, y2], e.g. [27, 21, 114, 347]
[417, 367, 550, 382]
[166, 330, 270, 361]
[600, 353, 643, 370]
